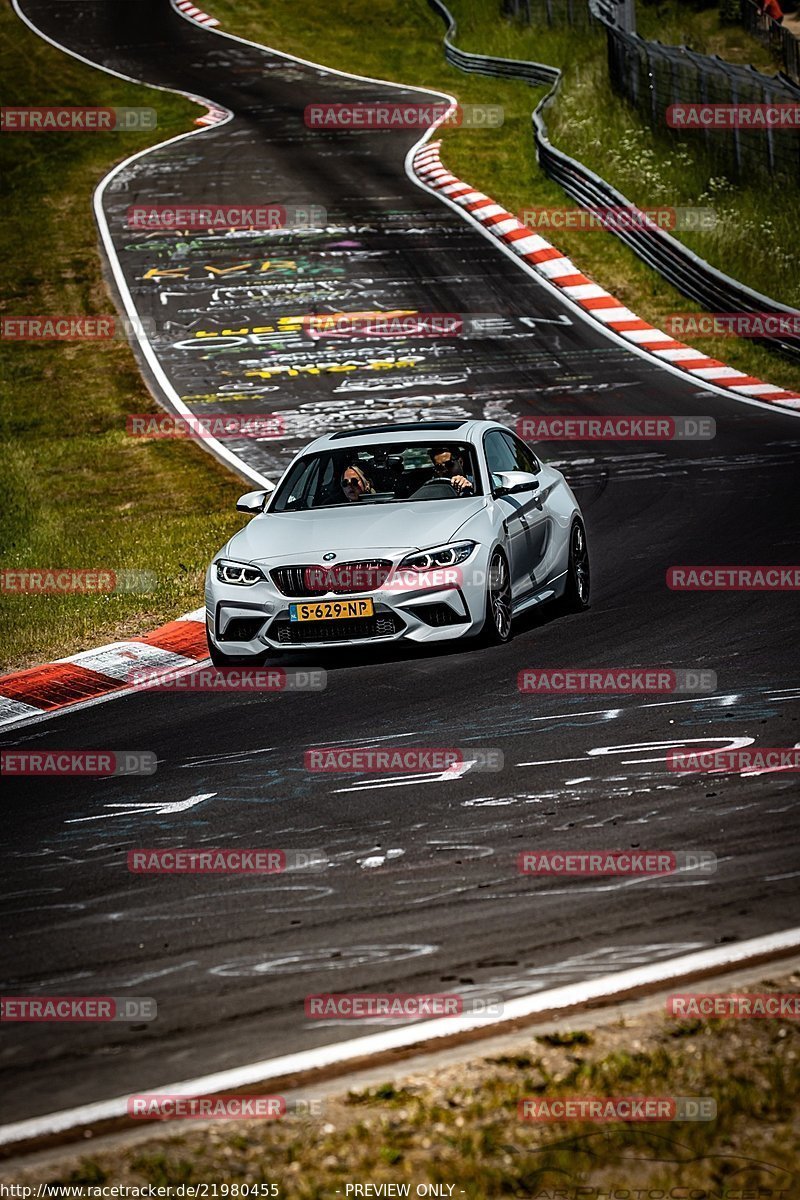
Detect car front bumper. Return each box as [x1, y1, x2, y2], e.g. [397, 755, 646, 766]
[204, 551, 489, 654]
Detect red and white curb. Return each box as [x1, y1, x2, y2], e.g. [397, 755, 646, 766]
[0, 610, 207, 731]
[195, 105, 227, 127]
[170, 1, 225, 124]
[174, 0, 219, 27]
[413, 142, 800, 410]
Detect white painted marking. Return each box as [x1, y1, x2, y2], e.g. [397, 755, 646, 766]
[736, 383, 784, 395]
[595, 307, 639, 324]
[620, 329, 669, 343]
[180, 607, 207, 622]
[519, 736, 755, 768]
[652, 347, 707, 361]
[0, 697, 44, 727]
[2, 927, 798, 1148]
[333, 760, 478, 793]
[412, 152, 800, 414]
[473, 204, 506, 220]
[506, 233, 551, 255]
[741, 741, 800, 777]
[58, 0, 800, 416]
[66, 793, 215, 824]
[114, 961, 199, 987]
[9, 2, 272, 492]
[62, 641, 196, 682]
[535, 257, 577, 279]
[560, 283, 609, 300]
[692, 366, 746, 380]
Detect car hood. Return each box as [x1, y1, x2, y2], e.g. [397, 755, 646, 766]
[225, 497, 488, 563]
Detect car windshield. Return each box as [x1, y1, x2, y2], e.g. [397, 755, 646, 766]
[269, 441, 482, 512]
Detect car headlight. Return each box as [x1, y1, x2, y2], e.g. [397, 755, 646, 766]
[215, 559, 265, 586]
[399, 541, 476, 571]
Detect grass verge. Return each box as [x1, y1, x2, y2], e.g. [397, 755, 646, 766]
[7, 973, 798, 1195]
[209, 0, 799, 391]
[2, 0, 797, 670]
[0, 7, 246, 671]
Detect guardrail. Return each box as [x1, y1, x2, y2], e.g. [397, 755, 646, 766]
[426, 0, 800, 363]
[428, 0, 559, 86]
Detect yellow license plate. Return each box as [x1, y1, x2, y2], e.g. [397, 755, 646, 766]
[289, 598, 375, 622]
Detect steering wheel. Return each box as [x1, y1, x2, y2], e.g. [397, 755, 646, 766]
[408, 479, 459, 500]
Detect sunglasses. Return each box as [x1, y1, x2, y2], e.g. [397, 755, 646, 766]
[342, 476, 363, 489]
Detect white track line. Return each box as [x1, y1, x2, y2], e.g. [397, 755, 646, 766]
[1, 927, 798, 1148]
[13, 0, 800, 524]
[11, 0, 270, 490]
[170, 0, 800, 418]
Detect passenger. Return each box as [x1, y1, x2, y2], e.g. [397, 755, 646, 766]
[341, 464, 376, 501]
[428, 446, 475, 495]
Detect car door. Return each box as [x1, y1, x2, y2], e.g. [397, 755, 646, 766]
[503, 431, 550, 586]
[484, 430, 539, 601]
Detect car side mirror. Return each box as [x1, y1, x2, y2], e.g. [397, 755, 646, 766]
[492, 470, 540, 497]
[236, 489, 268, 513]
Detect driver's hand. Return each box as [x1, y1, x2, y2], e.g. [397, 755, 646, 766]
[451, 475, 473, 494]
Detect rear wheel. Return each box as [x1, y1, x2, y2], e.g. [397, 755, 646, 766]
[477, 549, 513, 645]
[561, 518, 590, 612]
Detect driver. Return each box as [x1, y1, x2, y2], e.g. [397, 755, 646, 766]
[428, 446, 475, 496]
[341, 464, 376, 501]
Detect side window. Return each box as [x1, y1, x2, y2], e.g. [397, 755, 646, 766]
[316, 455, 336, 501]
[484, 430, 518, 476]
[504, 432, 540, 474]
[273, 457, 320, 510]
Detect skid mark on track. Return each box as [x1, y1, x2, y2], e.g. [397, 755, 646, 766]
[210, 943, 437, 977]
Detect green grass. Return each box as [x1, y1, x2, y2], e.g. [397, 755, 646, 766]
[11, 979, 799, 1194]
[636, 0, 778, 69]
[446, 0, 800, 338]
[2, 0, 797, 670]
[0, 7, 247, 671]
[209, 0, 800, 392]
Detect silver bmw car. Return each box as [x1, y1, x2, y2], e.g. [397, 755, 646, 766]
[204, 420, 589, 663]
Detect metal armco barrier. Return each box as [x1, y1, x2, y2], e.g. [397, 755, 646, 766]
[426, 0, 800, 363]
[428, 0, 558, 86]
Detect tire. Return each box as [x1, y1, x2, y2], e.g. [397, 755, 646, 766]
[477, 549, 513, 645]
[207, 631, 270, 667]
[560, 518, 591, 612]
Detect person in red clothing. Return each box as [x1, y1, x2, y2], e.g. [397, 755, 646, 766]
[761, 0, 784, 24]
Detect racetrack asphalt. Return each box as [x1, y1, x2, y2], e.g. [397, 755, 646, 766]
[2, 0, 799, 1126]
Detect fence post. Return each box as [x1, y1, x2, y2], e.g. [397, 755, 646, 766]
[764, 85, 776, 172]
[728, 73, 742, 178]
[642, 41, 656, 125]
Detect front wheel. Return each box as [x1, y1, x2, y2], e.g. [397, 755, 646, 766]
[476, 549, 513, 645]
[560, 518, 590, 612]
